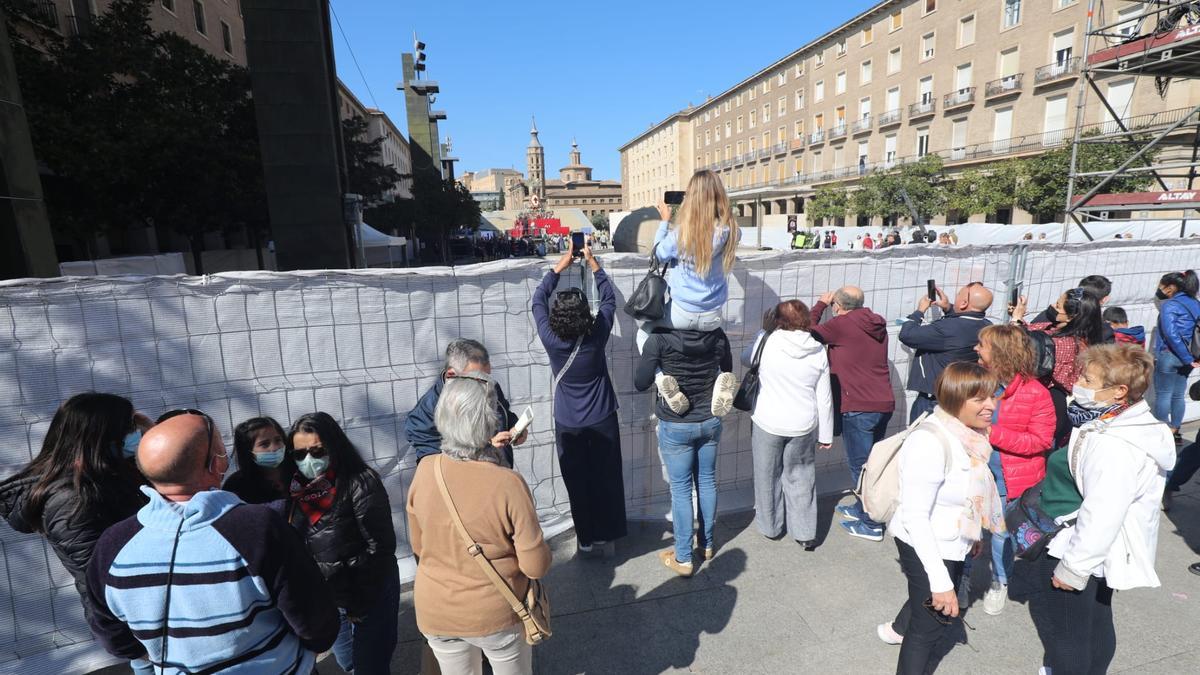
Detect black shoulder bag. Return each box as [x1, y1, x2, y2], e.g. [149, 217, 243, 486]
[623, 243, 669, 321]
[733, 331, 772, 412]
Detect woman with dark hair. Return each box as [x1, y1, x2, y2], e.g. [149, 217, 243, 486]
[1151, 270, 1200, 443]
[741, 300, 834, 550]
[288, 412, 399, 674]
[532, 237, 627, 555]
[223, 416, 294, 507]
[0, 394, 151, 670]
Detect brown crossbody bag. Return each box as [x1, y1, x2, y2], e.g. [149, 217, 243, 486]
[433, 455, 552, 645]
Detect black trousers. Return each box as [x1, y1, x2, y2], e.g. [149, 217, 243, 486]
[1166, 428, 1200, 491]
[1018, 549, 1116, 675]
[555, 412, 628, 545]
[893, 538, 965, 675]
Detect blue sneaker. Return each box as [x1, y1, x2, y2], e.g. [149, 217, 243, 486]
[836, 503, 862, 521]
[840, 519, 884, 542]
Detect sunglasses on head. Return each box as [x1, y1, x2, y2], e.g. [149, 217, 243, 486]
[923, 598, 975, 631]
[157, 408, 215, 453]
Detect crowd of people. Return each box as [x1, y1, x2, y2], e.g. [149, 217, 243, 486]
[0, 167, 1196, 674]
[791, 227, 960, 251]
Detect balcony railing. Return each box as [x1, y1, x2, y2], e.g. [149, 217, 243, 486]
[1034, 57, 1081, 84]
[30, 0, 60, 30]
[772, 143, 788, 155]
[877, 109, 902, 127]
[790, 138, 807, 151]
[852, 117, 872, 134]
[985, 74, 1023, 98]
[828, 124, 847, 140]
[809, 130, 825, 144]
[908, 99, 936, 119]
[943, 87, 976, 110]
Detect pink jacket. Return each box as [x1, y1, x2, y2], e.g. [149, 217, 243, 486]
[991, 373, 1057, 498]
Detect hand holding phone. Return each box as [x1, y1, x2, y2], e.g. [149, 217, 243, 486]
[511, 406, 534, 437]
[571, 232, 586, 258]
[927, 280, 938, 302]
[664, 191, 685, 205]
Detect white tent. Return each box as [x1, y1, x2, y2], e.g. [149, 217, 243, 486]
[358, 221, 406, 247]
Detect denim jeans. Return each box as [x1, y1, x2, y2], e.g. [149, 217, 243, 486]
[425, 624, 531, 675]
[636, 302, 724, 351]
[1153, 349, 1192, 429]
[987, 451, 1013, 586]
[658, 417, 722, 564]
[332, 562, 401, 675]
[841, 411, 893, 527]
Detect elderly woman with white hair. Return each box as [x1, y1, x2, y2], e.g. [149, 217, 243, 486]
[406, 375, 552, 675]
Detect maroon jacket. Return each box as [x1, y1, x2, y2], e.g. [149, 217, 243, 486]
[809, 301, 895, 414]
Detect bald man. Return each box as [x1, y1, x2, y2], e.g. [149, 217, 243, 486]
[811, 287, 896, 541]
[899, 282, 994, 422]
[87, 412, 338, 675]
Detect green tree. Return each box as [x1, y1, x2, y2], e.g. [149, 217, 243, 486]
[806, 185, 848, 226]
[945, 161, 1020, 221]
[852, 155, 947, 224]
[341, 116, 404, 205]
[7, 0, 268, 272]
[1015, 134, 1159, 222]
[590, 212, 610, 230]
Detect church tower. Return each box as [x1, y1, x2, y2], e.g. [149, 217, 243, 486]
[526, 117, 546, 203]
[560, 137, 593, 183]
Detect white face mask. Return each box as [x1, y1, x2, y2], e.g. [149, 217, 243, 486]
[1072, 384, 1112, 410]
[296, 454, 330, 480]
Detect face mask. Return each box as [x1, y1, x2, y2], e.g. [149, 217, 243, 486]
[121, 429, 142, 459]
[296, 454, 330, 480]
[253, 447, 286, 468]
[1155, 288, 1169, 300]
[1072, 384, 1112, 410]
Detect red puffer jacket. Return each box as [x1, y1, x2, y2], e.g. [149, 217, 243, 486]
[991, 373, 1057, 497]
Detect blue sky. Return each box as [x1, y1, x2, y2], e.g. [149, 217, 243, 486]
[329, 0, 880, 181]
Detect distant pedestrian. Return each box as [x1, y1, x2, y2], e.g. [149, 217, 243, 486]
[899, 282, 994, 421]
[1150, 270, 1200, 445]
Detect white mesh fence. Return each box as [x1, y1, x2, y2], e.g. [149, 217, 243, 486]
[0, 239, 1197, 672]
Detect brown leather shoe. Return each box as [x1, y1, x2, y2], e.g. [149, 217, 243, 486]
[659, 549, 694, 577]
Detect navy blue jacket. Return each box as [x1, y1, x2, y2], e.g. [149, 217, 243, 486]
[405, 376, 519, 466]
[898, 309, 991, 395]
[1156, 294, 1200, 364]
[532, 268, 619, 428]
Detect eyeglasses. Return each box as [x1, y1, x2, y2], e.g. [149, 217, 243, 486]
[923, 598, 975, 631]
[455, 373, 494, 387]
[156, 408, 225, 468]
[291, 445, 328, 461]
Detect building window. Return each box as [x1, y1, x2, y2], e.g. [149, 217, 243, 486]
[1003, 0, 1021, 28]
[795, 89, 805, 109]
[749, 87, 756, 102]
[794, 62, 805, 77]
[763, 78, 771, 94]
[749, 110, 757, 129]
[890, 10, 903, 31]
[193, 0, 207, 35]
[814, 113, 824, 132]
[736, 93, 743, 107]
[924, 0, 936, 14]
[959, 15, 975, 47]
[777, 71, 787, 86]
[860, 60, 872, 84]
[714, 126, 721, 141]
[725, 100, 731, 112]
[704, 111, 710, 123]
[916, 127, 930, 157]
[737, 115, 744, 133]
[836, 39, 847, 57]
[920, 76, 933, 104]
[815, 80, 825, 102]
[777, 126, 786, 145]
[778, 96, 787, 116]
[862, 24, 873, 45]
[816, 51, 825, 67]
[1115, 5, 1142, 37]
[835, 71, 846, 95]
[794, 120, 805, 139]
[921, 32, 935, 60]
[888, 47, 901, 74]
[763, 103, 771, 123]
[725, 121, 731, 138]
[162, 0, 176, 13]
[220, 20, 233, 54]
[714, 106, 720, 118]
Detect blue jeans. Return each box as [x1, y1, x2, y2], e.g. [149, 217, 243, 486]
[332, 562, 401, 675]
[987, 452, 1013, 585]
[658, 418, 722, 564]
[1153, 350, 1192, 429]
[841, 411, 893, 528]
[636, 302, 724, 351]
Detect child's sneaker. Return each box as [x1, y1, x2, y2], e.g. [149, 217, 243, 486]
[656, 373, 690, 414]
[710, 372, 738, 417]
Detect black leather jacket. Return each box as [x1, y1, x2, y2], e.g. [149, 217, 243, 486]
[289, 467, 397, 616]
[0, 474, 146, 623]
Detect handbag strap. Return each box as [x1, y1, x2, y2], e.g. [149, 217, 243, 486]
[433, 456, 533, 620]
[749, 329, 773, 370]
[550, 338, 584, 420]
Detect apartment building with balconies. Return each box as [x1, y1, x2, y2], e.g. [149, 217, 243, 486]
[619, 110, 695, 210]
[627, 0, 1199, 225]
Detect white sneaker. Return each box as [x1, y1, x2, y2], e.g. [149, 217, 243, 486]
[656, 373, 690, 414]
[983, 582, 1008, 616]
[710, 372, 738, 417]
[876, 622, 903, 645]
[1038, 667, 1052, 675]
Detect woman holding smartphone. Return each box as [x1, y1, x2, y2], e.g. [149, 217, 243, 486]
[532, 237, 626, 555]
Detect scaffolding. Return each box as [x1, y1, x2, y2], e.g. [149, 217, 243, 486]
[1065, 0, 1200, 241]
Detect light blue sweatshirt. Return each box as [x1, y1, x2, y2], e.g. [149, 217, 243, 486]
[654, 220, 738, 313]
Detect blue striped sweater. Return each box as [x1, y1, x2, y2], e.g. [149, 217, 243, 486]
[87, 487, 339, 674]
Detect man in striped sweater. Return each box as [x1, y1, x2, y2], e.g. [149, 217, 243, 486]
[87, 411, 339, 674]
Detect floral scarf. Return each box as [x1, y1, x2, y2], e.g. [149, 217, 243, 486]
[933, 407, 1006, 540]
[290, 470, 337, 526]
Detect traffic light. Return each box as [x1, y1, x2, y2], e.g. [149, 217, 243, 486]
[414, 37, 426, 71]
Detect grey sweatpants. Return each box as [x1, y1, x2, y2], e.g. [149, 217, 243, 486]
[751, 423, 818, 541]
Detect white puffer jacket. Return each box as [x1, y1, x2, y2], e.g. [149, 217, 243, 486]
[1047, 401, 1175, 591]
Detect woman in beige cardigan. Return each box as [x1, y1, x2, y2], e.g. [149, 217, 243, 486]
[407, 374, 552, 675]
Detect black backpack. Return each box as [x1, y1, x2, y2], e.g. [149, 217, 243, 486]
[1025, 329, 1057, 380]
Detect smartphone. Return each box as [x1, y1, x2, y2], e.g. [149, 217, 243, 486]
[1009, 286, 1020, 308]
[511, 406, 534, 437]
[927, 279, 937, 302]
[664, 190, 685, 205]
[571, 231, 585, 257]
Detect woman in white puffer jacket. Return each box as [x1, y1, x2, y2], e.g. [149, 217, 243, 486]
[1018, 343, 1174, 675]
[742, 300, 834, 550]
